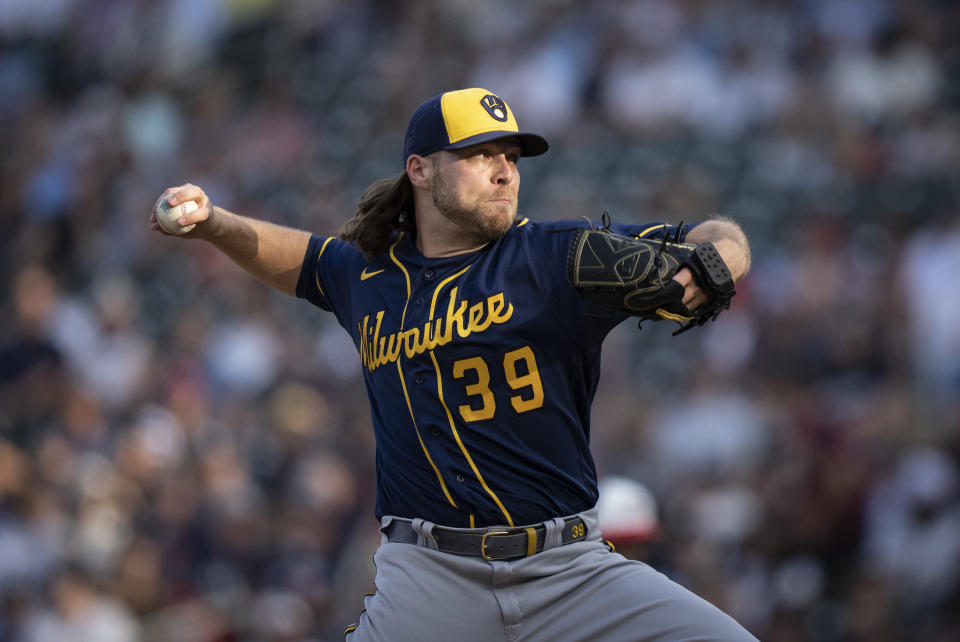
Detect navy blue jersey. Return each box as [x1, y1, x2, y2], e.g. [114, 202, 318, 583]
[296, 218, 693, 527]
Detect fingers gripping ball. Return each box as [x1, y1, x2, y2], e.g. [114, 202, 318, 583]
[155, 193, 197, 235]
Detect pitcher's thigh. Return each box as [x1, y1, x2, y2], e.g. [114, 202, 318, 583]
[516, 548, 757, 642]
[345, 543, 505, 642]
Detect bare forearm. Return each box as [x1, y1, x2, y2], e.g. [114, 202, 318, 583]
[200, 206, 311, 296]
[685, 217, 751, 281]
[151, 184, 311, 296]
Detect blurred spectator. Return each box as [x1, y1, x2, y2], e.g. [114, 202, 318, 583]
[864, 448, 960, 619]
[898, 218, 960, 426]
[596, 475, 660, 561]
[20, 563, 140, 642]
[647, 383, 767, 485]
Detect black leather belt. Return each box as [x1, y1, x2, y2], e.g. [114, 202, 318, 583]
[384, 516, 588, 561]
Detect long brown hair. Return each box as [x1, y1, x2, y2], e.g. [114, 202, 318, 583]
[340, 172, 417, 260]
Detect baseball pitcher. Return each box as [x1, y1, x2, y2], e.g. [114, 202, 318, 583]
[151, 88, 754, 641]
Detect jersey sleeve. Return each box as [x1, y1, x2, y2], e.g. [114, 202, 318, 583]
[608, 220, 699, 241]
[295, 235, 360, 318]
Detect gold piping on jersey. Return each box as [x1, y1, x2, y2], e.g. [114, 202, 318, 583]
[432, 266, 475, 529]
[517, 217, 529, 227]
[429, 350, 515, 527]
[313, 236, 336, 296]
[635, 224, 666, 238]
[389, 238, 459, 510]
[429, 265, 472, 318]
[390, 235, 412, 329]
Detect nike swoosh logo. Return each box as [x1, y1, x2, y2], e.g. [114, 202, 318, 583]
[360, 267, 385, 281]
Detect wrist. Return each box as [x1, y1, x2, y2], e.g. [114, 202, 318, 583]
[711, 238, 749, 282]
[197, 203, 223, 241]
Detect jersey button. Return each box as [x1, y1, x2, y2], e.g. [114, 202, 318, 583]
[415, 375, 425, 384]
[431, 428, 441, 437]
[456, 475, 465, 482]
[424, 269, 435, 279]
[415, 297, 424, 305]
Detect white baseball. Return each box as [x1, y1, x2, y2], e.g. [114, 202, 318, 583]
[155, 193, 198, 235]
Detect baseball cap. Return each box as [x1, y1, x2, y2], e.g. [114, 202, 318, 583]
[402, 88, 549, 166]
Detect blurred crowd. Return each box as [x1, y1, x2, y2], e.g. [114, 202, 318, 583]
[2, 0, 960, 640]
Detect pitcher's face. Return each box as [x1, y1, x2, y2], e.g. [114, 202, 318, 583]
[429, 139, 521, 244]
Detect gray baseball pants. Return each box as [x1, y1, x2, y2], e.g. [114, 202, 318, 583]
[344, 507, 757, 641]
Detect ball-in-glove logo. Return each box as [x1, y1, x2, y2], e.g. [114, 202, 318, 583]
[480, 95, 509, 122]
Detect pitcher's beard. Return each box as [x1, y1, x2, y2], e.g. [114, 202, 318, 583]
[431, 172, 516, 245]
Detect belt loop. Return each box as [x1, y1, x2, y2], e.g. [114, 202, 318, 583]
[411, 518, 440, 550]
[543, 516, 565, 550]
[379, 515, 395, 546]
[580, 506, 600, 541]
[524, 527, 537, 557]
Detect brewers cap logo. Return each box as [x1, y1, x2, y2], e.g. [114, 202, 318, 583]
[480, 95, 509, 122]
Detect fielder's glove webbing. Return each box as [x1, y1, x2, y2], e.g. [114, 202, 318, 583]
[567, 224, 736, 335]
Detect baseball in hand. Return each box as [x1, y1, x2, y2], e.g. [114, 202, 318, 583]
[155, 193, 198, 235]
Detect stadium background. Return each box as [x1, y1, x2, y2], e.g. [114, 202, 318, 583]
[1, 0, 959, 640]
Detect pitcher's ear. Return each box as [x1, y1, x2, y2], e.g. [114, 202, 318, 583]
[406, 154, 432, 189]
